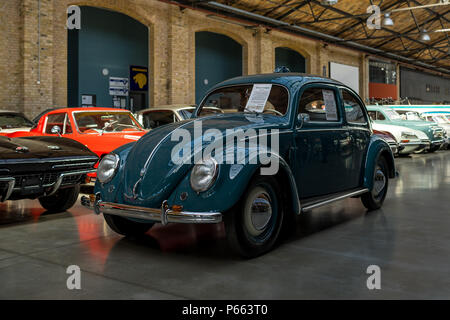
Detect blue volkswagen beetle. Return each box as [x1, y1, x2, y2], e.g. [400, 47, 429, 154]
[82, 73, 396, 258]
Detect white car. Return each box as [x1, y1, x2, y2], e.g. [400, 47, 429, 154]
[422, 114, 450, 149]
[371, 122, 424, 155]
[0, 110, 34, 134]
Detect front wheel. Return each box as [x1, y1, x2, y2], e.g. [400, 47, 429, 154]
[39, 185, 80, 213]
[104, 214, 154, 237]
[361, 157, 389, 211]
[224, 176, 284, 258]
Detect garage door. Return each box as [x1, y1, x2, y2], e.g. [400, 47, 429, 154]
[195, 32, 243, 104]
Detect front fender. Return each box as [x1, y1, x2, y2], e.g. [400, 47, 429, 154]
[363, 135, 396, 191]
[167, 154, 300, 215]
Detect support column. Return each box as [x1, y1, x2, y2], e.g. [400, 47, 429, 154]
[23, 0, 54, 118]
[255, 27, 274, 74]
[167, 6, 191, 105]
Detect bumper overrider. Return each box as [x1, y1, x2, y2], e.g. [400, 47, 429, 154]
[81, 194, 222, 225]
[0, 169, 96, 202]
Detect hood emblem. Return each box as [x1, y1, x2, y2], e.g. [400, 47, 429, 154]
[48, 145, 62, 150]
[15, 146, 29, 153]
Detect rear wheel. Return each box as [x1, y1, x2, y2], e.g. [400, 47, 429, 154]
[224, 176, 284, 258]
[104, 214, 154, 237]
[361, 157, 389, 211]
[39, 185, 80, 213]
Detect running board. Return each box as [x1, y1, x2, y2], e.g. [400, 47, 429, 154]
[301, 188, 369, 212]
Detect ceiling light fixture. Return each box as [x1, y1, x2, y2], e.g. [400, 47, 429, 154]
[420, 29, 431, 41]
[321, 0, 338, 5]
[382, 13, 394, 26]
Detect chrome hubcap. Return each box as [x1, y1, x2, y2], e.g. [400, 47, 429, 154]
[244, 188, 273, 237]
[373, 166, 386, 196]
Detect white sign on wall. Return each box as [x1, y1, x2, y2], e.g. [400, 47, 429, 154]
[109, 77, 129, 96]
[329, 62, 360, 94]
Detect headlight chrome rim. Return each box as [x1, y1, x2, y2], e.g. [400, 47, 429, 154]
[190, 157, 219, 193]
[97, 153, 120, 184]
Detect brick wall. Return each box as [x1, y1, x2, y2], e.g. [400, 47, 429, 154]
[1, 0, 372, 118]
[0, 0, 23, 112]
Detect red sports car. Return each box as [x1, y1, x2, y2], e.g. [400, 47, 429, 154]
[9, 107, 148, 178]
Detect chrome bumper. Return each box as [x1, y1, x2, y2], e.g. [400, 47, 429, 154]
[0, 169, 95, 202]
[81, 195, 222, 225]
[398, 141, 423, 154]
[431, 139, 445, 146]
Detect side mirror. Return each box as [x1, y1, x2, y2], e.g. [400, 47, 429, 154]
[51, 125, 62, 136]
[297, 113, 310, 129]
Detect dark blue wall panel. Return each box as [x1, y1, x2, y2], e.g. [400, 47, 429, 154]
[195, 32, 242, 104]
[68, 6, 148, 107]
[275, 47, 305, 73]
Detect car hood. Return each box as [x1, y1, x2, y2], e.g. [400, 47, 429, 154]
[0, 136, 97, 161]
[121, 113, 287, 205]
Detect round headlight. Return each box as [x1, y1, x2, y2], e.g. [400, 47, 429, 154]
[190, 157, 218, 193]
[97, 153, 120, 184]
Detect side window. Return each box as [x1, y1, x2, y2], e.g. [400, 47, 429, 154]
[298, 87, 339, 122]
[368, 111, 376, 121]
[341, 90, 366, 124]
[45, 113, 72, 134]
[142, 111, 175, 129]
[377, 112, 386, 121]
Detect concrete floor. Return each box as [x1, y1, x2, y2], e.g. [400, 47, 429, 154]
[0, 151, 449, 299]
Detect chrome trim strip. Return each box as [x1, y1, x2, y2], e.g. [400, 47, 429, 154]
[0, 177, 16, 202]
[297, 128, 348, 132]
[52, 162, 97, 169]
[0, 157, 99, 165]
[81, 196, 222, 225]
[302, 188, 369, 212]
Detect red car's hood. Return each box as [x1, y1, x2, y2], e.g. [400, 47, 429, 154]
[76, 131, 148, 157]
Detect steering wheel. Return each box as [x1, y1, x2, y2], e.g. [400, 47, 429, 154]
[263, 109, 283, 116]
[111, 124, 137, 132]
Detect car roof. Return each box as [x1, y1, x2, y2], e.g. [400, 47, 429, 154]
[211, 73, 346, 92]
[138, 105, 196, 114]
[46, 107, 132, 114]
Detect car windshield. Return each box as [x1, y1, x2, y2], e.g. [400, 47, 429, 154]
[196, 84, 289, 117]
[0, 113, 34, 129]
[73, 111, 143, 133]
[384, 109, 403, 121]
[403, 112, 423, 121]
[433, 115, 449, 124]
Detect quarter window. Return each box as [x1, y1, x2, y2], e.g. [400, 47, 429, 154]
[341, 90, 366, 124]
[45, 113, 72, 134]
[298, 87, 339, 122]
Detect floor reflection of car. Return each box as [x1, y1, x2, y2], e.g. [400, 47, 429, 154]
[136, 105, 224, 129]
[0, 110, 35, 135]
[367, 106, 445, 153]
[0, 135, 97, 212]
[83, 73, 396, 258]
[8, 108, 148, 178]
